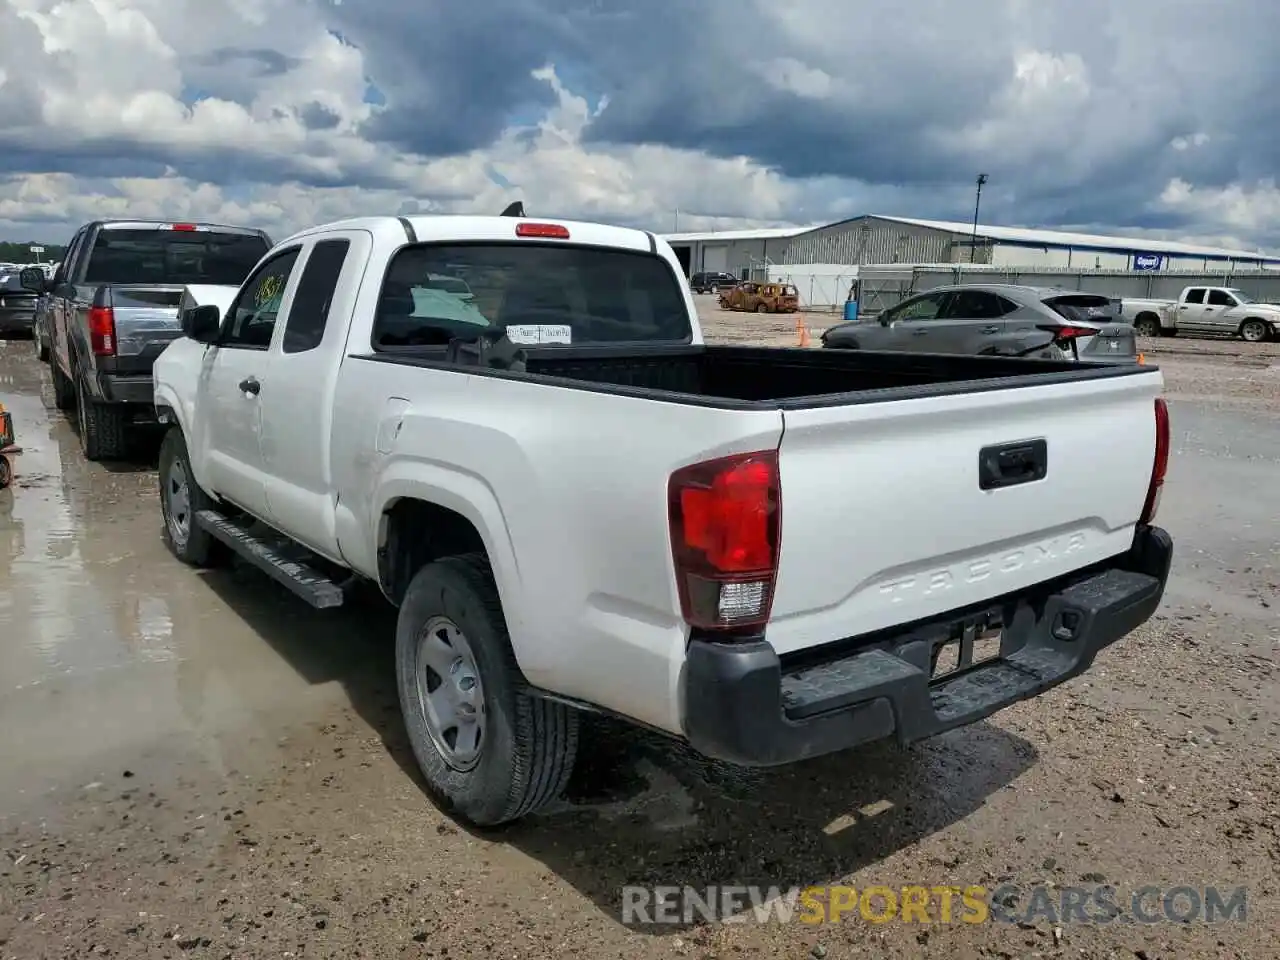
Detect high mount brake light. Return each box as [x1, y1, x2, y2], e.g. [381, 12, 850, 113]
[515, 222, 569, 239]
[169, 223, 197, 231]
[668, 450, 780, 632]
[87, 306, 116, 355]
[1140, 398, 1169, 524]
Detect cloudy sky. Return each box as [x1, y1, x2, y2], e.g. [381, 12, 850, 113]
[1, 0, 1278, 251]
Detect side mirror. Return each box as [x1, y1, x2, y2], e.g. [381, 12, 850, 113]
[18, 267, 46, 293]
[182, 304, 222, 344]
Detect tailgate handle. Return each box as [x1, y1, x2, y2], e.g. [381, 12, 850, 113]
[979, 439, 1047, 490]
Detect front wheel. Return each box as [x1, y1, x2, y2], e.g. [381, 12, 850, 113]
[158, 428, 222, 566]
[50, 361, 75, 410]
[1239, 319, 1269, 343]
[756, 303, 769, 313]
[396, 554, 578, 826]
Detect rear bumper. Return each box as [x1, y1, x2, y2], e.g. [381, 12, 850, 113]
[0, 310, 36, 333]
[92, 372, 155, 407]
[681, 525, 1173, 766]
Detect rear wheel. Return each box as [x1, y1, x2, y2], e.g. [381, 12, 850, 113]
[0, 455, 11, 489]
[1134, 314, 1160, 338]
[1239, 319, 1269, 343]
[76, 375, 129, 461]
[756, 303, 769, 313]
[396, 554, 578, 826]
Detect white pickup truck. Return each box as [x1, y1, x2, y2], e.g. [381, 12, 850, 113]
[1124, 285, 1280, 341]
[152, 211, 1174, 826]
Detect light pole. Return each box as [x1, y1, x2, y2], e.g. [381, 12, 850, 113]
[970, 173, 988, 263]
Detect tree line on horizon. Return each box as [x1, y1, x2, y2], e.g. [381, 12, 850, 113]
[0, 241, 67, 263]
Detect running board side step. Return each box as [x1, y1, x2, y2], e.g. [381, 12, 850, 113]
[194, 509, 346, 609]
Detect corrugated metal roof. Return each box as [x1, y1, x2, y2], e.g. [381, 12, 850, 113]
[662, 226, 812, 243]
[874, 216, 1279, 262]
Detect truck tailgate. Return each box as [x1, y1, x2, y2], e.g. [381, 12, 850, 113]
[105, 285, 186, 357]
[766, 369, 1163, 655]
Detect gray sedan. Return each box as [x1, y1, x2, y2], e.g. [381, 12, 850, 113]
[822, 284, 1138, 362]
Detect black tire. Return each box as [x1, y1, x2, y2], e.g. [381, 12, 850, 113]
[76, 375, 129, 461]
[158, 428, 222, 566]
[1239, 319, 1268, 343]
[1134, 315, 1160, 338]
[756, 303, 769, 313]
[0, 455, 11, 489]
[396, 554, 578, 826]
[51, 361, 76, 411]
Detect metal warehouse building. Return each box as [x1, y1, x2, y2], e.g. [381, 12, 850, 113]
[665, 214, 1280, 278]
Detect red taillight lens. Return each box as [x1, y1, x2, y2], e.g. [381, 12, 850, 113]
[515, 222, 570, 239]
[1140, 398, 1169, 524]
[1043, 324, 1098, 341]
[668, 450, 780, 631]
[169, 223, 197, 231]
[87, 306, 116, 355]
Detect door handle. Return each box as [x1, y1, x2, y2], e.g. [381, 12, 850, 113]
[981, 325, 1000, 334]
[239, 377, 260, 396]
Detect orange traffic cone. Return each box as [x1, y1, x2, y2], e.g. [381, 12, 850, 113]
[796, 315, 811, 347]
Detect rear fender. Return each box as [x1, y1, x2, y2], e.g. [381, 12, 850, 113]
[373, 463, 526, 652]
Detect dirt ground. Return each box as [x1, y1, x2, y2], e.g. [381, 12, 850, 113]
[1, 315, 1277, 959]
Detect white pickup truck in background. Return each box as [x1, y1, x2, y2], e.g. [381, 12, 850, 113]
[152, 211, 1174, 826]
[1123, 285, 1280, 341]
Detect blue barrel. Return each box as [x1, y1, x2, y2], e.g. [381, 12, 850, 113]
[843, 299, 859, 322]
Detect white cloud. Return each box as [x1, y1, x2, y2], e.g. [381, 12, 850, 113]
[0, 59, 804, 242]
[0, 0, 1279, 250]
[1158, 178, 1280, 241]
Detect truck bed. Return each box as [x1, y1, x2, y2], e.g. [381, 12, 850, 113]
[364, 343, 1149, 408]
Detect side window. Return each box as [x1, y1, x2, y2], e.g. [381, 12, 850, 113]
[943, 290, 1008, 319]
[893, 292, 948, 321]
[282, 240, 351, 354]
[1183, 288, 1205, 304]
[1206, 288, 1233, 306]
[220, 248, 301, 350]
[55, 229, 85, 286]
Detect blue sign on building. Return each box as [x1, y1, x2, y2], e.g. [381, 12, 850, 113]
[1133, 253, 1162, 271]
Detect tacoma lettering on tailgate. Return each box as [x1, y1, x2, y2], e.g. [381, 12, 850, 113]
[876, 532, 1088, 604]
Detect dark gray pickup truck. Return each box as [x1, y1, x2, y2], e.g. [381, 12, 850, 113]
[20, 220, 271, 460]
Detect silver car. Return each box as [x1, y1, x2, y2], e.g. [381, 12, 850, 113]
[823, 283, 1138, 362]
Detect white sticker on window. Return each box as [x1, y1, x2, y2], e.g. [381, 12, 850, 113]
[505, 324, 572, 344]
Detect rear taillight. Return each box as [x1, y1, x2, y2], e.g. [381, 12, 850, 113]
[1140, 398, 1169, 524]
[1041, 324, 1098, 341]
[87, 306, 116, 355]
[668, 450, 780, 632]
